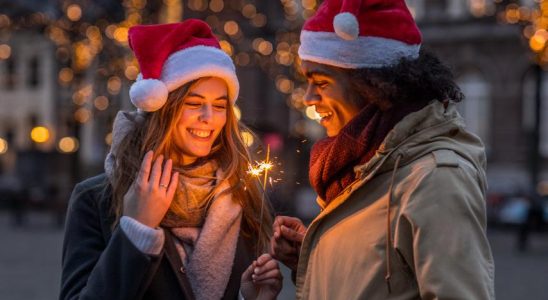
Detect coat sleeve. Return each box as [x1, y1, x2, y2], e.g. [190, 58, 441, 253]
[395, 164, 495, 300]
[60, 181, 163, 300]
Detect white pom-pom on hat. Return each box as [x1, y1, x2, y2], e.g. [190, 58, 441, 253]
[129, 78, 169, 112]
[334, 12, 359, 40]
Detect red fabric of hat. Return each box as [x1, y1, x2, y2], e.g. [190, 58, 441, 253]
[127, 19, 239, 112]
[299, 0, 422, 69]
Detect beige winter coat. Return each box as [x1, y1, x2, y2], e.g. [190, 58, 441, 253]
[296, 101, 495, 300]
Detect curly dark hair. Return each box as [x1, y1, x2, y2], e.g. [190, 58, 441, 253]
[343, 49, 464, 111]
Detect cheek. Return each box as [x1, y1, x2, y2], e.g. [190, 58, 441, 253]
[214, 112, 227, 128]
[177, 110, 195, 127]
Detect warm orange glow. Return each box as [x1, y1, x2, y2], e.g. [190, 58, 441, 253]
[505, 5, 520, 24]
[276, 77, 293, 94]
[108, 76, 122, 95]
[105, 132, 113, 145]
[209, 0, 224, 12]
[0, 44, 11, 60]
[302, 0, 317, 10]
[58, 136, 79, 153]
[235, 52, 250, 66]
[224, 21, 239, 36]
[94, 96, 109, 110]
[0, 138, 7, 154]
[258, 41, 273, 56]
[72, 92, 86, 105]
[105, 25, 117, 39]
[251, 14, 267, 27]
[86, 26, 102, 41]
[30, 126, 50, 143]
[59, 68, 74, 84]
[66, 4, 82, 22]
[75, 108, 91, 123]
[113, 27, 129, 43]
[219, 40, 233, 56]
[242, 4, 257, 18]
[530, 30, 547, 52]
[241, 131, 254, 147]
[125, 65, 139, 80]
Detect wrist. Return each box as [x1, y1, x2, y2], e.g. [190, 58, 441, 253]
[123, 212, 158, 228]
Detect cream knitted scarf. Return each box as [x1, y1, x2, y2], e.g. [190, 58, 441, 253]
[163, 161, 242, 300]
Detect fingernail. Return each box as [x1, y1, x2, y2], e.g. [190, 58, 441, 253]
[254, 268, 259, 274]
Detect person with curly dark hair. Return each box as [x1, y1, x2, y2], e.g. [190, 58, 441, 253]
[270, 0, 495, 299]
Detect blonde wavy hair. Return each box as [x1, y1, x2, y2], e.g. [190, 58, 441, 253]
[110, 78, 272, 252]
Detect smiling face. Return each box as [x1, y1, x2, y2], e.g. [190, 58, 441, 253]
[173, 77, 228, 165]
[301, 60, 362, 137]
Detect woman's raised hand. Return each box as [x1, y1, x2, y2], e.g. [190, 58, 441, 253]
[123, 150, 179, 228]
[241, 253, 283, 300]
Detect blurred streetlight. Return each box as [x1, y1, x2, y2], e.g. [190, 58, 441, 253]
[30, 126, 50, 143]
[58, 136, 79, 153]
[0, 138, 8, 154]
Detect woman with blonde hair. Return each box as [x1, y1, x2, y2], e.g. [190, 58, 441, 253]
[60, 20, 282, 300]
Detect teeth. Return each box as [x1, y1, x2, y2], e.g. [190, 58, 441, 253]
[189, 129, 212, 138]
[318, 112, 333, 118]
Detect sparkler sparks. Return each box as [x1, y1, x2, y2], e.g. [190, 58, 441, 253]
[248, 144, 273, 257]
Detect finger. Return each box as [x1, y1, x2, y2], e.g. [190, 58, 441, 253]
[251, 278, 282, 287]
[253, 269, 282, 282]
[149, 155, 164, 186]
[256, 253, 272, 265]
[159, 159, 173, 188]
[281, 225, 305, 243]
[254, 259, 279, 276]
[137, 151, 154, 183]
[166, 172, 179, 199]
[241, 260, 255, 281]
[271, 238, 297, 260]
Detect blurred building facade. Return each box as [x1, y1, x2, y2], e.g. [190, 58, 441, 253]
[409, 0, 547, 194]
[0, 0, 546, 215]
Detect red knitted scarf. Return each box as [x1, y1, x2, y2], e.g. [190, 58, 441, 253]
[309, 103, 422, 204]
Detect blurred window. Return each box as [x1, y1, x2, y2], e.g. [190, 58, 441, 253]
[28, 57, 40, 88]
[5, 56, 16, 90]
[457, 71, 492, 152]
[522, 69, 548, 157]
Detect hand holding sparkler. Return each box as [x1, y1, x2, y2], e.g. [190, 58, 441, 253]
[270, 215, 307, 272]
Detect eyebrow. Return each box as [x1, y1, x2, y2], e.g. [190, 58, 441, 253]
[187, 92, 228, 101]
[305, 70, 333, 79]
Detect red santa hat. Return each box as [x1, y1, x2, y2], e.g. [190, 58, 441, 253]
[299, 0, 422, 69]
[128, 20, 239, 112]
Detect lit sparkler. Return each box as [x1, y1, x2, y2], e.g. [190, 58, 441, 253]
[248, 144, 272, 256]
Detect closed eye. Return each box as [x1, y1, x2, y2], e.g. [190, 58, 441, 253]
[184, 101, 202, 108]
[314, 81, 328, 89]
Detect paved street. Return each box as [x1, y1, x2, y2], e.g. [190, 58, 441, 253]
[0, 211, 546, 300]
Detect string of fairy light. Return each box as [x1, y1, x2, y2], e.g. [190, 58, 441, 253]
[499, 0, 548, 64]
[0, 0, 322, 154]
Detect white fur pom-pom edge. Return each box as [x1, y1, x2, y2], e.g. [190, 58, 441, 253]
[129, 79, 169, 112]
[334, 12, 359, 41]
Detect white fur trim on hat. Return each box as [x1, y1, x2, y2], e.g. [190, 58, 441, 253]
[129, 79, 169, 112]
[162, 46, 239, 103]
[334, 12, 359, 40]
[299, 30, 420, 69]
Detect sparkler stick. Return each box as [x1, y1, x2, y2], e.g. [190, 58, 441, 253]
[247, 144, 272, 257]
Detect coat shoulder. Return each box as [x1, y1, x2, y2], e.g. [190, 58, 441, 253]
[68, 173, 112, 218]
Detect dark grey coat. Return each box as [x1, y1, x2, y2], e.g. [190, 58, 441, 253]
[60, 174, 253, 300]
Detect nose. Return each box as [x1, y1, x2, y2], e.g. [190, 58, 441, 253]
[198, 104, 213, 123]
[303, 83, 320, 106]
